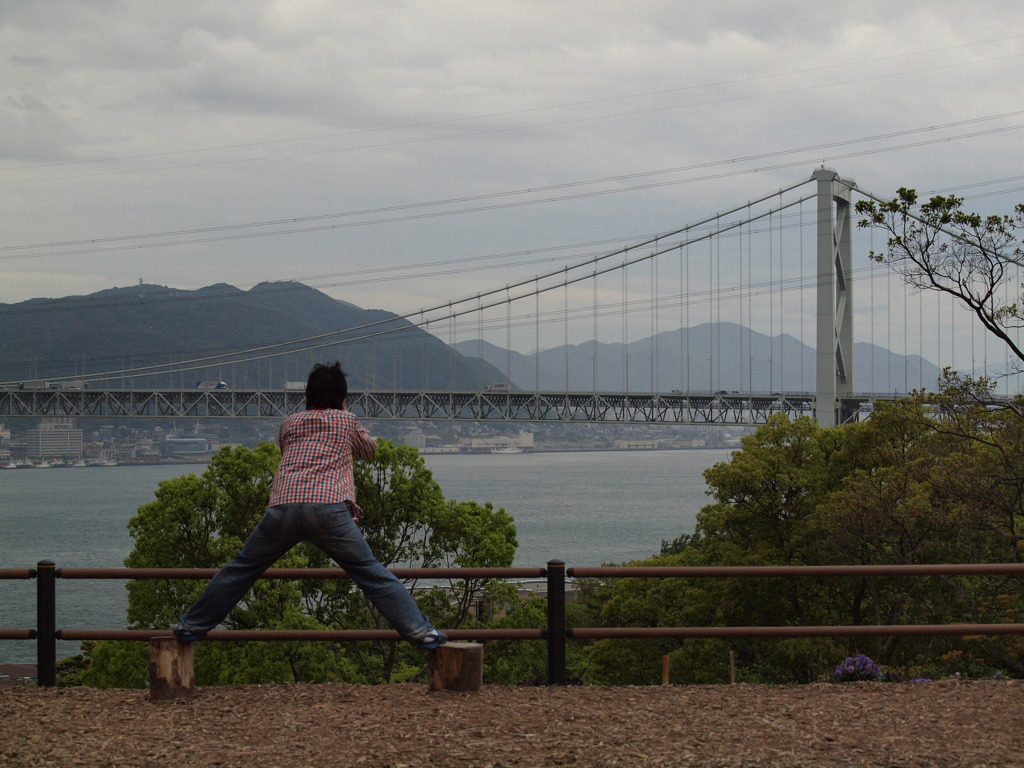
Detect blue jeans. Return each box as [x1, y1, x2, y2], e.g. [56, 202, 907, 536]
[179, 503, 434, 641]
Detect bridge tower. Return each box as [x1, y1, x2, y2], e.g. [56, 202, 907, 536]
[814, 168, 857, 427]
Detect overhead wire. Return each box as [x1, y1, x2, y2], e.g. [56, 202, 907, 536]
[4, 110, 1023, 261]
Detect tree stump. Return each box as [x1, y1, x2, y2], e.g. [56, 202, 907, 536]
[148, 637, 195, 702]
[428, 642, 483, 692]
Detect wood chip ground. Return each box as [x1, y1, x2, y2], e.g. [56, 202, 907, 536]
[2, 679, 1021, 767]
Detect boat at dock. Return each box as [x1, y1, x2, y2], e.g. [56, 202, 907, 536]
[491, 445, 524, 454]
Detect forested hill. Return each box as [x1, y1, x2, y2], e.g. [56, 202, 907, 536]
[0, 281, 505, 390]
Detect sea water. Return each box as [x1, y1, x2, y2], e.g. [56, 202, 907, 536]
[0, 449, 727, 663]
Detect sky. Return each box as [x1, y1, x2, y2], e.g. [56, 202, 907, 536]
[2, 1, 1023, 359]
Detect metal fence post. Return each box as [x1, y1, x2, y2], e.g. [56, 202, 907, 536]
[36, 560, 56, 687]
[546, 559, 566, 685]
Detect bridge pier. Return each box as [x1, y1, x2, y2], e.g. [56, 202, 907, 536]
[813, 168, 856, 428]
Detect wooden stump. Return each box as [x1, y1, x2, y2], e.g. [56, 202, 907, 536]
[428, 642, 483, 692]
[148, 637, 195, 702]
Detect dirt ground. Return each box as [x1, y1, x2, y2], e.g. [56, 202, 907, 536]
[2, 679, 1021, 767]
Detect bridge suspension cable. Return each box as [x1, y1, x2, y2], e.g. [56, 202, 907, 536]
[9, 167, 1022, 408]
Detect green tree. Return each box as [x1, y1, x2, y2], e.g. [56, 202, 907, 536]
[817, 381, 1024, 673]
[121, 442, 281, 630]
[481, 596, 549, 685]
[853, 189, 1024, 675]
[82, 440, 518, 687]
[583, 416, 850, 685]
[584, 404, 1024, 684]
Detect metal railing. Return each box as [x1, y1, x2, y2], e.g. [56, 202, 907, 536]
[5, 559, 1024, 686]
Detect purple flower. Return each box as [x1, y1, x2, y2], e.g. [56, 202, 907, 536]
[831, 654, 883, 682]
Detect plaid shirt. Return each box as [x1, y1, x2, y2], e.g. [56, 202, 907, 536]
[268, 409, 376, 506]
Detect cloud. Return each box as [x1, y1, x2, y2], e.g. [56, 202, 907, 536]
[0, 0, 1022, 341]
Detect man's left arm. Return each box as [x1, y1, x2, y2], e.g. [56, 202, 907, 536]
[350, 418, 376, 460]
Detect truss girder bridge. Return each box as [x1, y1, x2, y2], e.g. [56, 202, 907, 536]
[0, 388, 885, 425]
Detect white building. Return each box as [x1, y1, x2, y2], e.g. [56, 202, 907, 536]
[25, 419, 84, 460]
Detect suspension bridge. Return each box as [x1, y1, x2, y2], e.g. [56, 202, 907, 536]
[1, 168, 1014, 427]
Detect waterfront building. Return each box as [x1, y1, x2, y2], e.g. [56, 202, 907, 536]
[24, 419, 83, 461]
[465, 430, 535, 453]
[162, 435, 210, 458]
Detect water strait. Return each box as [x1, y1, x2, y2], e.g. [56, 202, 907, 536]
[0, 449, 725, 663]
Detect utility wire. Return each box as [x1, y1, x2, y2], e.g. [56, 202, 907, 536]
[5, 110, 1023, 258]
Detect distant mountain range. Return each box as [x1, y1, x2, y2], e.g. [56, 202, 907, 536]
[455, 322, 943, 394]
[0, 282, 504, 391]
[0, 282, 940, 394]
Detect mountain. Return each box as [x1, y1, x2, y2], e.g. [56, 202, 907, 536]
[0, 282, 506, 391]
[0, 283, 943, 394]
[454, 321, 944, 394]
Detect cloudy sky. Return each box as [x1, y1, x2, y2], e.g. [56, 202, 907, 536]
[2, 1, 1023, 333]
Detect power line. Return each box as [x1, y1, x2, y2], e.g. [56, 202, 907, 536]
[3, 169, 1020, 320]
[3, 111, 1023, 261]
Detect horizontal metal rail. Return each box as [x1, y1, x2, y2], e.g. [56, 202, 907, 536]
[0, 630, 35, 640]
[57, 567, 544, 580]
[570, 624, 1024, 639]
[6, 560, 1024, 687]
[57, 628, 542, 642]
[0, 569, 35, 579]
[568, 564, 1024, 578]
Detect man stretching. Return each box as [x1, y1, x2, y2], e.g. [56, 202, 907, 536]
[175, 361, 446, 650]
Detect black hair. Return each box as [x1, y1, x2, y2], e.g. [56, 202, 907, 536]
[305, 362, 348, 410]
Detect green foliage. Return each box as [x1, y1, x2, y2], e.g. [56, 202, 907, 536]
[348, 440, 520, 681]
[585, 396, 1024, 685]
[55, 642, 98, 688]
[123, 443, 284, 630]
[190, 640, 363, 685]
[355, 440, 447, 568]
[483, 596, 549, 685]
[815, 389, 1024, 672]
[81, 641, 149, 688]
[580, 547, 844, 686]
[82, 439, 519, 688]
[698, 414, 842, 561]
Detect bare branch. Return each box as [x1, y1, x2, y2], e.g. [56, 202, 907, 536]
[856, 192, 1024, 366]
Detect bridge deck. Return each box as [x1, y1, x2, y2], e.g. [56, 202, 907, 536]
[0, 388, 890, 424]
